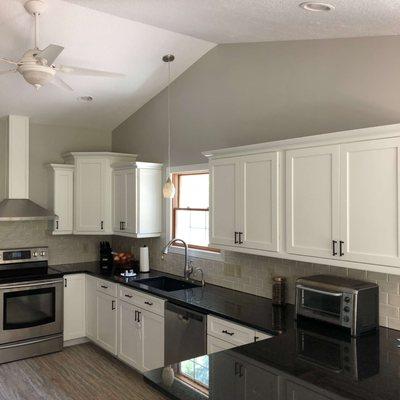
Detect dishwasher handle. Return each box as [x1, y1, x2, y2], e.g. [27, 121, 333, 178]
[165, 302, 206, 323]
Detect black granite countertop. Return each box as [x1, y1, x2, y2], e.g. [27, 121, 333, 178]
[51, 261, 292, 334]
[144, 320, 400, 400]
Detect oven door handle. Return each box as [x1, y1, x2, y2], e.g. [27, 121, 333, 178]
[297, 285, 343, 297]
[0, 279, 63, 290]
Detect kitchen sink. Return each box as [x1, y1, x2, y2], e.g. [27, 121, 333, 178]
[136, 276, 200, 292]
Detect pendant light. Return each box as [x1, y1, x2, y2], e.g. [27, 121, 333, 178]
[162, 54, 176, 199]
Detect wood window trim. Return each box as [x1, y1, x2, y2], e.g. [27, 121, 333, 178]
[172, 172, 220, 254]
[175, 364, 209, 395]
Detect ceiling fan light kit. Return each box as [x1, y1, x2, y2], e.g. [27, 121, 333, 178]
[0, 0, 124, 92]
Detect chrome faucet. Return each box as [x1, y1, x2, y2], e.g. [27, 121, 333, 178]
[161, 238, 193, 280]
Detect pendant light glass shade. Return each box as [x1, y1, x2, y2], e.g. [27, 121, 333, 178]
[163, 54, 175, 199]
[163, 177, 176, 199]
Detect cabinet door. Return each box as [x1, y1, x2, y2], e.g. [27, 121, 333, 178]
[63, 274, 86, 341]
[96, 292, 117, 354]
[112, 170, 127, 232]
[244, 363, 278, 400]
[118, 300, 142, 371]
[209, 351, 238, 400]
[85, 275, 97, 340]
[53, 168, 74, 234]
[286, 145, 340, 258]
[207, 335, 235, 354]
[142, 310, 164, 371]
[125, 169, 137, 234]
[136, 168, 162, 236]
[75, 158, 105, 233]
[340, 138, 400, 267]
[239, 152, 279, 252]
[210, 158, 240, 247]
[285, 380, 333, 400]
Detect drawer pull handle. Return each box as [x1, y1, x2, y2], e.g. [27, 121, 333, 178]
[101, 285, 108, 289]
[222, 329, 234, 336]
[125, 294, 133, 299]
[144, 301, 153, 306]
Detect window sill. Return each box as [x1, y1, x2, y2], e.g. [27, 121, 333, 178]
[168, 245, 224, 262]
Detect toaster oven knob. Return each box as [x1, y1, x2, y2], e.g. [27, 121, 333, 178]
[32, 251, 38, 257]
[344, 296, 351, 303]
[343, 306, 350, 313]
[343, 316, 350, 322]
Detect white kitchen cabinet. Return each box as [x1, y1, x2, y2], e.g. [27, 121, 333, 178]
[85, 275, 97, 340]
[340, 137, 400, 267]
[118, 299, 164, 372]
[118, 300, 143, 371]
[63, 274, 86, 342]
[207, 335, 235, 354]
[63, 152, 137, 235]
[141, 309, 164, 371]
[96, 291, 117, 355]
[286, 145, 340, 259]
[210, 153, 279, 252]
[240, 152, 279, 251]
[47, 164, 74, 235]
[210, 157, 240, 247]
[112, 162, 162, 238]
[285, 380, 334, 400]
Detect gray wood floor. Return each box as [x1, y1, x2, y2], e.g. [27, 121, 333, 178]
[0, 343, 167, 400]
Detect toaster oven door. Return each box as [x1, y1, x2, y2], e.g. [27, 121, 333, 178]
[296, 285, 343, 325]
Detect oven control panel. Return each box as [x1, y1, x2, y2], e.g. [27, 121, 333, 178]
[0, 247, 48, 264]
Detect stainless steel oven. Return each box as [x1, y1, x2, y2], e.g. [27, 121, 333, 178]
[0, 247, 63, 364]
[0, 279, 63, 344]
[296, 275, 379, 336]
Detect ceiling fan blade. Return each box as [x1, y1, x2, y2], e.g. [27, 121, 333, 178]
[0, 69, 16, 75]
[57, 65, 125, 78]
[36, 45, 64, 66]
[0, 58, 18, 65]
[50, 75, 73, 91]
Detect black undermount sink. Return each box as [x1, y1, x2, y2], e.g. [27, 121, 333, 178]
[136, 276, 200, 292]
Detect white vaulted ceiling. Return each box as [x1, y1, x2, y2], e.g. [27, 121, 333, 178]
[0, 0, 215, 130]
[63, 0, 400, 44]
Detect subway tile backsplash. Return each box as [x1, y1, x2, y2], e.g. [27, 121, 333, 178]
[113, 236, 400, 331]
[0, 221, 109, 265]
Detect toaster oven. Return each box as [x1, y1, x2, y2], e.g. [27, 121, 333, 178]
[295, 275, 379, 336]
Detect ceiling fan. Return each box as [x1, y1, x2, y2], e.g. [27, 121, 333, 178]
[0, 0, 124, 91]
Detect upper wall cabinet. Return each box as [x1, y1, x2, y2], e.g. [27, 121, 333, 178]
[340, 138, 400, 267]
[63, 152, 137, 235]
[47, 164, 74, 235]
[209, 152, 279, 253]
[286, 145, 340, 259]
[112, 162, 162, 238]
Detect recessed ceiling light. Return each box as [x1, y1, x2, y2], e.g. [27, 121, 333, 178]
[77, 96, 93, 102]
[299, 2, 335, 11]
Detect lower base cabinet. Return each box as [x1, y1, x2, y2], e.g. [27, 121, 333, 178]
[210, 351, 279, 400]
[64, 274, 86, 342]
[117, 299, 164, 372]
[285, 380, 334, 400]
[96, 291, 117, 355]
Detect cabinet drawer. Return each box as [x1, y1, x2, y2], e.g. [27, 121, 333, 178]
[119, 286, 165, 317]
[207, 335, 235, 354]
[255, 330, 273, 342]
[96, 279, 117, 297]
[207, 316, 255, 346]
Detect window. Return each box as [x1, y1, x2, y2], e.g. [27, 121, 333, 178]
[177, 356, 209, 395]
[172, 172, 217, 252]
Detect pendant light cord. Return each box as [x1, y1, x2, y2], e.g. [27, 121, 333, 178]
[167, 61, 171, 173]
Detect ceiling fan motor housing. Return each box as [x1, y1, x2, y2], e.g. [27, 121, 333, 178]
[24, 0, 47, 15]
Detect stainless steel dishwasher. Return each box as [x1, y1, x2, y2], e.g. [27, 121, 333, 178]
[165, 302, 207, 365]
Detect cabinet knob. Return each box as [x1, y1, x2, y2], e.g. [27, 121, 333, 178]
[100, 221, 104, 230]
[332, 240, 337, 256]
[339, 241, 344, 256]
[234, 232, 239, 244]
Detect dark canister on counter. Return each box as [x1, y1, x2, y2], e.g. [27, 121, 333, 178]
[272, 276, 286, 305]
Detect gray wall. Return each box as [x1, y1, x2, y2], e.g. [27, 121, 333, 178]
[113, 35, 400, 164]
[30, 122, 111, 207]
[0, 119, 112, 265]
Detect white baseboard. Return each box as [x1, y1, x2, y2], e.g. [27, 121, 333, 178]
[63, 337, 90, 347]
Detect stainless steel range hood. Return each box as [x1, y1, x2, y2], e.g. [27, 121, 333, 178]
[0, 115, 56, 221]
